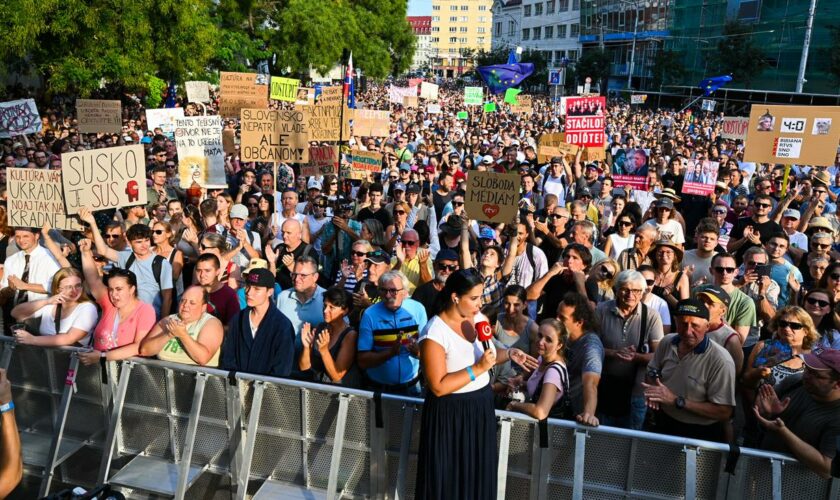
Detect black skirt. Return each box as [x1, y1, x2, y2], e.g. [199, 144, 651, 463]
[416, 384, 497, 500]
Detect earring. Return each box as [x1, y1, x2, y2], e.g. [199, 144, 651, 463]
[454, 299, 459, 305]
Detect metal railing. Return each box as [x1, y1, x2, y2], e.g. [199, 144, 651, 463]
[1, 338, 838, 500]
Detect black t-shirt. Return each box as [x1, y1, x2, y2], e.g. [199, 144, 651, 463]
[356, 206, 394, 229]
[729, 217, 783, 263]
[275, 242, 312, 289]
[432, 190, 453, 221]
[678, 193, 713, 243]
[538, 273, 578, 322]
[412, 280, 440, 319]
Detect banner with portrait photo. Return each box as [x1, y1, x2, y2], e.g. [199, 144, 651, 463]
[680, 159, 719, 196]
[564, 96, 606, 147]
[611, 148, 649, 189]
[743, 105, 840, 166]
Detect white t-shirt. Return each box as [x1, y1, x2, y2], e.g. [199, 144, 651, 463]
[644, 218, 685, 245]
[644, 293, 671, 331]
[420, 315, 494, 394]
[32, 302, 99, 346]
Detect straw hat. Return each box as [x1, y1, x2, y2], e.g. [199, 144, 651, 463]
[654, 188, 682, 203]
[649, 238, 684, 262]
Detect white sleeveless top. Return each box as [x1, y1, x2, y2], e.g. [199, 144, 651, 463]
[420, 315, 495, 394]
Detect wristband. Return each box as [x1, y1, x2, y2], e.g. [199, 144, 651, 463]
[0, 401, 14, 414]
[466, 366, 476, 382]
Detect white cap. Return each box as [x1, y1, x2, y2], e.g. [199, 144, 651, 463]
[307, 178, 322, 190]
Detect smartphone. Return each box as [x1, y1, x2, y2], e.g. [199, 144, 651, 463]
[755, 264, 771, 278]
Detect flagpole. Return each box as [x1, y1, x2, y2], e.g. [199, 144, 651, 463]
[679, 94, 705, 113]
[338, 50, 348, 197]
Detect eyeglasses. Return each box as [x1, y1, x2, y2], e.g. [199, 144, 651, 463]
[814, 243, 831, 250]
[452, 201, 464, 207]
[105, 234, 122, 240]
[351, 251, 367, 257]
[378, 287, 404, 296]
[618, 221, 633, 227]
[777, 320, 804, 331]
[755, 203, 772, 209]
[152, 229, 165, 235]
[59, 283, 83, 292]
[619, 288, 644, 296]
[714, 266, 737, 274]
[291, 272, 316, 280]
[436, 264, 458, 272]
[806, 297, 831, 308]
[402, 240, 418, 246]
[199, 244, 210, 251]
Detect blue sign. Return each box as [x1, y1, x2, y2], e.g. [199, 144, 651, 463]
[548, 71, 561, 85]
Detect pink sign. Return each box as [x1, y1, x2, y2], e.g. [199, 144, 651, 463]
[564, 96, 606, 147]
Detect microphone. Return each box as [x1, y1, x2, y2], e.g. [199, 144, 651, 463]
[475, 313, 494, 378]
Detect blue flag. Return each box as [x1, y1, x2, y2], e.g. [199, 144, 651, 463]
[164, 80, 177, 108]
[477, 63, 535, 94]
[506, 48, 518, 65]
[698, 75, 732, 96]
[344, 52, 356, 109]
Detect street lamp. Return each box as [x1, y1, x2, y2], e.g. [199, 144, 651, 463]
[616, 0, 641, 89]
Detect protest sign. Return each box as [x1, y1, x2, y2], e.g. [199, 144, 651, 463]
[270, 76, 300, 102]
[219, 72, 268, 118]
[145, 108, 184, 137]
[484, 102, 497, 113]
[61, 144, 147, 214]
[316, 86, 343, 106]
[222, 129, 236, 154]
[175, 116, 226, 188]
[681, 159, 719, 196]
[7, 168, 83, 230]
[403, 95, 419, 108]
[611, 148, 649, 190]
[348, 150, 382, 180]
[185, 81, 211, 103]
[301, 145, 339, 177]
[630, 94, 647, 105]
[301, 104, 351, 142]
[464, 87, 483, 105]
[389, 86, 417, 105]
[558, 96, 568, 116]
[295, 87, 315, 105]
[76, 99, 122, 134]
[457, 111, 468, 120]
[510, 95, 533, 114]
[539, 142, 579, 160]
[408, 78, 423, 88]
[465, 171, 519, 223]
[427, 104, 442, 114]
[537, 132, 566, 163]
[353, 109, 390, 137]
[743, 105, 840, 166]
[721, 116, 749, 141]
[701, 99, 716, 112]
[0, 99, 41, 138]
[583, 146, 607, 162]
[240, 108, 308, 163]
[565, 96, 606, 147]
[420, 82, 439, 101]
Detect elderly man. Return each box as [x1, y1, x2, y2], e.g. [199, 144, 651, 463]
[277, 255, 325, 348]
[139, 286, 224, 366]
[350, 249, 393, 326]
[268, 219, 312, 290]
[643, 299, 737, 442]
[595, 270, 665, 429]
[696, 286, 744, 371]
[617, 224, 657, 271]
[412, 249, 460, 318]
[570, 220, 606, 265]
[357, 271, 428, 395]
[392, 229, 432, 294]
[756, 348, 840, 479]
[227, 204, 262, 268]
[271, 189, 307, 247]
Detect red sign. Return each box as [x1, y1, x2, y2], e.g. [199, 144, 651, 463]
[564, 96, 606, 147]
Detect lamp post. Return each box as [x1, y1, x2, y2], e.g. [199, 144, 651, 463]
[619, 0, 641, 89]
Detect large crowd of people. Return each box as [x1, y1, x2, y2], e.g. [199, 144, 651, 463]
[1, 82, 840, 497]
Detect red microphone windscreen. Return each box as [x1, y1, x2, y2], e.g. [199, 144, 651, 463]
[476, 321, 493, 342]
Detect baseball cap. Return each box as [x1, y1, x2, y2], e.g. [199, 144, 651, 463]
[697, 285, 731, 307]
[655, 197, 675, 210]
[802, 347, 840, 374]
[576, 187, 592, 199]
[478, 227, 497, 240]
[244, 268, 275, 288]
[307, 179, 322, 190]
[365, 249, 391, 265]
[399, 162, 411, 171]
[407, 183, 421, 194]
[782, 209, 800, 220]
[243, 258, 269, 274]
[481, 155, 494, 164]
[393, 182, 407, 192]
[674, 298, 709, 320]
[230, 204, 248, 220]
[435, 249, 459, 262]
[550, 156, 563, 164]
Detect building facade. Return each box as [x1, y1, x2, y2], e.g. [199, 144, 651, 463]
[519, 0, 583, 68]
[491, 0, 522, 51]
[431, 0, 494, 77]
[407, 16, 433, 72]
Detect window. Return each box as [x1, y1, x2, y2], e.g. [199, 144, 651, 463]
[547, 0, 555, 13]
[477, 27, 486, 33]
[573, 0, 580, 10]
[460, 16, 468, 22]
[554, 50, 565, 61]
[559, 0, 569, 10]
[449, 48, 456, 53]
[432, 16, 439, 21]
[478, 16, 487, 22]
[432, 27, 440, 32]
[558, 24, 567, 38]
[522, 28, 530, 40]
[508, 20, 515, 35]
[545, 26, 554, 39]
[524, 5, 531, 16]
[535, 3, 543, 16]
[449, 27, 457, 32]
[460, 37, 468, 43]
[432, 37, 439, 42]
[568, 50, 578, 61]
[495, 21, 502, 35]
[450, 5, 458, 11]
[478, 37, 485, 44]
[533, 26, 541, 40]
[570, 23, 579, 37]
[737, 0, 761, 21]
[479, 5, 487, 11]
[450, 16, 458, 22]
[461, 5, 469, 11]
[433, 4, 440, 10]
[450, 36, 458, 43]
[460, 26, 467, 32]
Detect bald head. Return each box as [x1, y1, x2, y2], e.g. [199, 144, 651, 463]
[282, 219, 302, 247]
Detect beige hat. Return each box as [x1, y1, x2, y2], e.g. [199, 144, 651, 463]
[654, 188, 682, 203]
[649, 238, 684, 262]
[808, 217, 834, 233]
[813, 170, 831, 187]
[243, 258, 269, 274]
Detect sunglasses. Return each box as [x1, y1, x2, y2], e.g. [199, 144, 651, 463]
[814, 243, 831, 250]
[105, 234, 121, 240]
[777, 320, 804, 331]
[402, 240, 418, 246]
[153, 229, 165, 235]
[394, 210, 406, 215]
[645, 279, 655, 286]
[714, 266, 737, 274]
[713, 209, 727, 215]
[806, 297, 831, 308]
[831, 273, 840, 280]
[452, 201, 464, 207]
[248, 203, 258, 207]
[436, 264, 458, 272]
[618, 220, 633, 227]
[755, 203, 772, 209]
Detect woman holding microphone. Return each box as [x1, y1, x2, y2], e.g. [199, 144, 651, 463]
[417, 269, 537, 499]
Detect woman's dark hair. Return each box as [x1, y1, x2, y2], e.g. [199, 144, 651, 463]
[616, 209, 640, 228]
[502, 284, 527, 304]
[818, 262, 840, 290]
[414, 220, 431, 246]
[620, 201, 643, 225]
[562, 243, 593, 270]
[560, 292, 599, 332]
[324, 287, 352, 311]
[434, 269, 485, 315]
[105, 268, 139, 296]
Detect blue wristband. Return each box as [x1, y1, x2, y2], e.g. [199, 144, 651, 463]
[466, 366, 476, 382]
[0, 401, 13, 414]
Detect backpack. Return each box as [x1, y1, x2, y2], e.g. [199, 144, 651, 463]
[530, 361, 573, 420]
[124, 253, 165, 291]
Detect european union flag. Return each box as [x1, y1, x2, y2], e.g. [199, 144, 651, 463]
[698, 75, 732, 96]
[506, 48, 518, 65]
[477, 63, 535, 94]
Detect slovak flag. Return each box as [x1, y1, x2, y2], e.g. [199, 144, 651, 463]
[344, 52, 356, 109]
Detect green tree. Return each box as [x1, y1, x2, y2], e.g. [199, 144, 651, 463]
[574, 48, 610, 95]
[708, 21, 767, 87]
[650, 48, 686, 90]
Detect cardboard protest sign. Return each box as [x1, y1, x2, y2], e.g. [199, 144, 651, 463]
[76, 99, 122, 134]
[701, 99, 716, 112]
[539, 142, 579, 161]
[630, 94, 647, 105]
[145, 108, 184, 137]
[721, 117, 749, 141]
[348, 150, 382, 180]
[464, 87, 483, 105]
[61, 144, 147, 214]
[219, 72, 268, 118]
[389, 86, 417, 105]
[510, 95, 533, 114]
[185, 81, 211, 103]
[681, 159, 719, 196]
[295, 87, 315, 105]
[270, 77, 300, 102]
[403, 95, 419, 108]
[743, 105, 840, 166]
[537, 133, 566, 163]
[222, 129, 236, 155]
[7, 168, 83, 230]
[301, 104, 351, 142]
[301, 145, 339, 177]
[420, 82, 439, 100]
[583, 146, 607, 162]
[565, 96, 606, 147]
[175, 116, 226, 188]
[427, 104, 442, 114]
[0, 99, 42, 138]
[316, 86, 343, 106]
[240, 108, 308, 163]
[353, 109, 390, 137]
[465, 171, 520, 223]
[611, 148, 649, 190]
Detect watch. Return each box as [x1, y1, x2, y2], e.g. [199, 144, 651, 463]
[675, 396, 686, 410]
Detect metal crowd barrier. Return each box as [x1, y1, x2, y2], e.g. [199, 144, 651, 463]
[1, 339, 838, 500]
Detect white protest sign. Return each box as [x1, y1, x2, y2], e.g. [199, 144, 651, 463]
[145, 108, 185, 137]
[7, 168, 83, 230]
[389, 86, 418, 105]
[427, 104, 442, 114]
[61, 145, 147, 214]
[175, 116, 226, 188]
[0, 99, 42, 138]
[76, 99, 122, 134]
[185, 81, 211, 103]
[720, 117, 749, 141]
[420, 82, 439, 101]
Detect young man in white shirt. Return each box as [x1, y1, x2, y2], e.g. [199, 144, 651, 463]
[1, 227, 61, 334]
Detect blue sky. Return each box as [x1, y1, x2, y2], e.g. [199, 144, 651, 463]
[408, 0, 431, 16]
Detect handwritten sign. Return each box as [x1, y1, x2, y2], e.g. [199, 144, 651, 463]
[185, 81, 211, 103]
[240, 108, 308, 163]
[316, 86, 343, 106]
[219, 72, 268, 118]
[464, 87, 483, 106]
[465, 171, 520, 223]
[353, 109, 389, 137]
[389, 86, 417, 105]
[537, 132, 566, 163]
[7, 168, 83, 230]
[630, 94, 648, 105]
[743, 105, 840, 166]
[349, 150, 382, 180]
[61, 145, 147, 214]
[510, 95, 533, 114]
[403, 95, 419, 108]
[270, 77, 300, 102]
[539, 142, 579, 161]
[0, 99, 41, 138]
[427, 104, 442, 114]
[175, 116, 226, 188]
[420, 82, 439, 101]
[301, 145, 338, 177]
[222, 129, 236, 154]
[720, 116, 749, 141]
[565, 96, 606, 147]
[301, 104, 351, 142]
[76, 99, 122, 134]
[145, 108, 184, 137]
